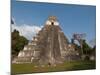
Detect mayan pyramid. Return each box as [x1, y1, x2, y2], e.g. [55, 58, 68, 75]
[12, 16, 80, 65]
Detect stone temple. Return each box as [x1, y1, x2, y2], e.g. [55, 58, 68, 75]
[12, 16, 80, 65]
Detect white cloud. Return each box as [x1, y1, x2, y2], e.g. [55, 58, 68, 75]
[89, 38, 96, 48]
[12, 24, 42, 40]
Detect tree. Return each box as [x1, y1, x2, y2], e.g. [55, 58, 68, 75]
[11, 29, 28, 58]
[82, 40, 92, 55]
[91, 45, 96, 56]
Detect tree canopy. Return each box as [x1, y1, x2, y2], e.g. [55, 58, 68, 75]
[82, 40, 92, 55]
[11, 29, 28, 58]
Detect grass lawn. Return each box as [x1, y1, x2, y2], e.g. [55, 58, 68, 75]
[11, 60, 96, 74]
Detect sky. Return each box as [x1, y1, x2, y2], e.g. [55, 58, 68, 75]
[11, 1, 96, 46]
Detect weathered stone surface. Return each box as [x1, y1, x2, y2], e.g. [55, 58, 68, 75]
[12, 16, 80, 64]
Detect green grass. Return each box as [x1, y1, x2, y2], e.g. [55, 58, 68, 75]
[11, 60, 96, 74]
